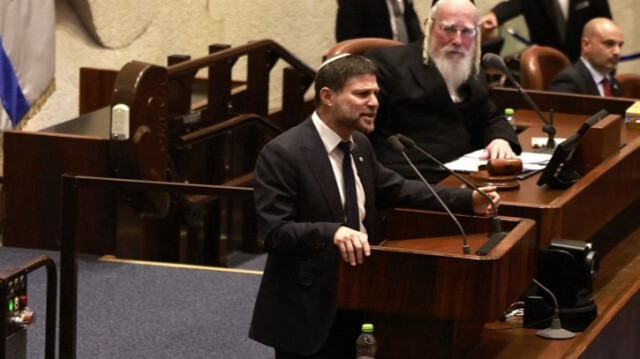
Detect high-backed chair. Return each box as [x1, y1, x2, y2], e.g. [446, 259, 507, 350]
[519, 45, 570, 91]
[615, 73, 640, 99]
[326, 37, 403, 58]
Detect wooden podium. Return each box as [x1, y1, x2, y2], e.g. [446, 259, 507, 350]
[337, 209, 537, 358]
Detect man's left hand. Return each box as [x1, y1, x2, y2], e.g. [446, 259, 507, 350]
[472, 186, 500, 216]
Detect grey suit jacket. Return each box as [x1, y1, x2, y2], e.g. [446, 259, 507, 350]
[548, 59, 622, 97]
[248, 116, 472, 354]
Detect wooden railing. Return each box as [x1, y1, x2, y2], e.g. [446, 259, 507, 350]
[104, 40, 317, 264]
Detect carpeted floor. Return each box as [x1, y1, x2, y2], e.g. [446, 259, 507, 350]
[0, 246, 273, 358]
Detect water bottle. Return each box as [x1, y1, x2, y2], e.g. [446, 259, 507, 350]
[355, 323, 377, 359]
[505, 108, 515, 129]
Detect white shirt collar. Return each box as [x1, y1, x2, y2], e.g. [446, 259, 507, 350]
[580, 57, 611, 84]
[311, 111, 353, 153]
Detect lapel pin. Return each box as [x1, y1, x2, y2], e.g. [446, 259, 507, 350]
[358, 157, 363, 162]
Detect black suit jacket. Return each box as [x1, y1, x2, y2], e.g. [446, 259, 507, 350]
[492, 0, 612, 62]
[548, 59, 622, 96]
[248, 116, 472, 355]
[336, 0, 423, 42]
[365, 38, 521, 182]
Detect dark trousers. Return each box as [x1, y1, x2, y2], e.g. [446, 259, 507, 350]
[275, 309, 363, 359]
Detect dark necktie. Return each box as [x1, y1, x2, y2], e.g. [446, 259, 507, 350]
[553, 0, 566, 43]
[338, 141, 359, 230]
[389, 0, 409, 43]
[601, 77, 612, 97]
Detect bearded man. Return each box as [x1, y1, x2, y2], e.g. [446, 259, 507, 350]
[365, 0, 521, 182]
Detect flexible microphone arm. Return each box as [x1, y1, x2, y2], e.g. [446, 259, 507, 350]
[393, 134, 507, 255]
[395, 135, 499, 217]
[482, 53, 557, 152]
[387, 136, 470, 254]
[532, 278, 576, 339]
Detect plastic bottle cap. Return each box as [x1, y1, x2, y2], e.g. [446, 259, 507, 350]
[362, 323, 374, 332]
[505, 108, 514, 115]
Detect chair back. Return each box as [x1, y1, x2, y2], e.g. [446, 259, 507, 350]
[615, 73, 640, 99]
[519, 45, 570, 90]
[326, 37, 403, 58]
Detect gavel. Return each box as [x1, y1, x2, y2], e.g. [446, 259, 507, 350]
[481, 158, 523, 176]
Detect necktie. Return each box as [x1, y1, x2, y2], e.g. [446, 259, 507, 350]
[601, 77, 612, 97]
[338, 141, 359, 230]
[553, 0, 566, 43]
[389, 0, 409, 43]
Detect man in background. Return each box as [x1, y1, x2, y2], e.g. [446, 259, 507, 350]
[248, 54, 499, 358]
[549, 17, 624, 97]
[336, 0, 423, 43]
[479, 0, 612, 62]
[365, 0, 520, 182]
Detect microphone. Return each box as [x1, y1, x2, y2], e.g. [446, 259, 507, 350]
[532, 278, 576, 339]
[394, 134, 507, 255]
[482, 53, 557, 154]
[387, 136, 470, 255]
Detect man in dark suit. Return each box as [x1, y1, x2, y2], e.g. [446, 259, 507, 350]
[248, 54, 499, 358]
[365, 0, 521, 182]
[479, 0, 612, 62]
[549, 17, 623, 97]
[336, 0, 423, 43]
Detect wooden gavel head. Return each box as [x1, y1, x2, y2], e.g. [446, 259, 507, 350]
[486, 158, 523, 175]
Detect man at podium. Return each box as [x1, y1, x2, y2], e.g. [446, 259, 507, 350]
[248, 54, 499, 358]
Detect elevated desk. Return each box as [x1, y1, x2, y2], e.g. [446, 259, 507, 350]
[467, 201, 640, 358]
[441, 108, 640, 357]
[442, 110, 639, 249]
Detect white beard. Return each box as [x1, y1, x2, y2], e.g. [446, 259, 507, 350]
[429, 45, 474, 102]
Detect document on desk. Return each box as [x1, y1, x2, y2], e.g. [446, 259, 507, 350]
[444, 150, 552, 179]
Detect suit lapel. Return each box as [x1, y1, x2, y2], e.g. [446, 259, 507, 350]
[611, 77, 623, 97]
[542, 0, 559, 21]
[575, 60, 601, 96]
[299, 118, 345, 223]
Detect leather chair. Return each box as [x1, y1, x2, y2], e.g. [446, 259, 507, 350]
[519, 45, 570, 91]
[615, 73, 640, 99]
[326, 37, 403, 58]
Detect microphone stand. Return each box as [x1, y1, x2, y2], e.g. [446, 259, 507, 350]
[483, 53, 557, 154]
[532, 278, 576, 339]
[395, 134, 507, 255]
[504, 71, 557, 154]
[388, 136, 470, 254]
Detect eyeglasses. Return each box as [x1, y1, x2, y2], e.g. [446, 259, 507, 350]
[436, 23, 477, 39]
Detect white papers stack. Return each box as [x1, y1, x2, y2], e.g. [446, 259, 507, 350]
[444, 149, 552, 178]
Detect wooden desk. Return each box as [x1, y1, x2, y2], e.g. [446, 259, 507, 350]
[467, 201, 640, 359]
[443, 110, 640, 249]
[3, 108, 115, 254]
[440, 110, 640, 358]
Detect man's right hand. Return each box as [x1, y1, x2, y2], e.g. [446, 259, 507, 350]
[333, 226, 370, 266]
[479, 12, 499, 30]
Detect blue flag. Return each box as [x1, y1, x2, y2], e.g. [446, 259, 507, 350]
[0, 0, 55, 130]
